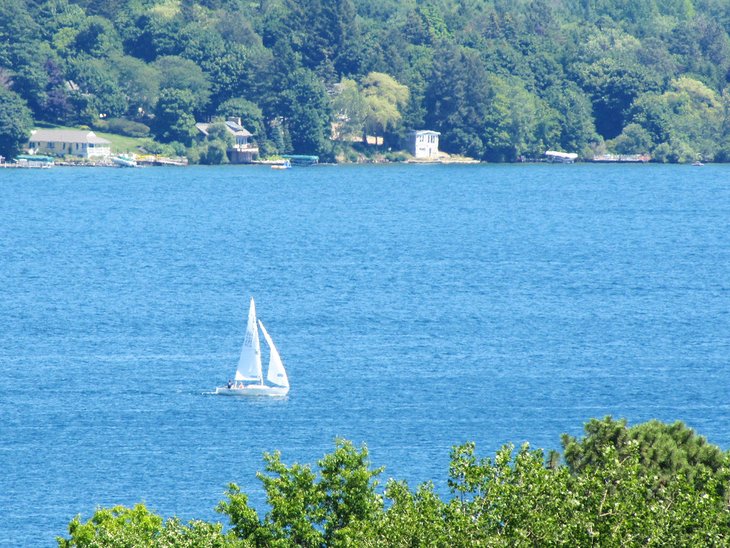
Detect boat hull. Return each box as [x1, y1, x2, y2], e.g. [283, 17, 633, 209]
[214, 385, 289, 397]
[111, 156, 138, 167]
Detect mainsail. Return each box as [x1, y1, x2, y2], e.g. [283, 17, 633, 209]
[235, 298, 262, 382]
[259, 320, 289, 388]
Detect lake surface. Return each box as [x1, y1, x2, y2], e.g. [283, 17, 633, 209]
[1, 163, 728, 544]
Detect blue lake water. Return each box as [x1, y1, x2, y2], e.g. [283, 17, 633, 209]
[1, 163, 729, 544]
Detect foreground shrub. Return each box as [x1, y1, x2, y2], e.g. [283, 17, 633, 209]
[59, 420, 730, 546]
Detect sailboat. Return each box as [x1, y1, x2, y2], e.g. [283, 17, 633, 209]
[215, 297, 290, 397]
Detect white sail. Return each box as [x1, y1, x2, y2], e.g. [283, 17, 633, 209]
[235, 298, 262, 382]
[259, 320, 289, 388]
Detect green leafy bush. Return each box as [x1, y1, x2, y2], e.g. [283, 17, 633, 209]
[59, 419, 730, 547]
[106, 118, 150, 138]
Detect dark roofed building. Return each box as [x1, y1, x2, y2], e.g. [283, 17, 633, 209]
[195, 118, 259, 163]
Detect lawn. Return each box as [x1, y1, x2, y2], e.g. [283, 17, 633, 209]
[93, 131, 147, 153]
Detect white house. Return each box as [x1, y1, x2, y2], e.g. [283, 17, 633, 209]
[407, 130, 441, 159]
[28, 129, 112, 159]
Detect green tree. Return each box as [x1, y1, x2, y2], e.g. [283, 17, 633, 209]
[630, 77, 725, 161]
[572, 57, 661, 139]
[173, 21, 251, 110]
[41, 57, 72, 123]
[0, 86, 33, 160]
[218, 439, 382, 546]
[67, 56, 127, 119]
[109, 54, 160, 118]
[152, 88, 197, 145]
[395, 44, 434, 134]
[444, 442, 574, 544]
[361, 72, 409, 145]
[123, 11, 184, 62]
[562, 416, 730, 495]
[3, 49, 52, 117]
[0, 0, 51, 118]
[491, 77, 561, 160]
[277, 68, 331, 155]
[331, 77, 367, 141]
[198, 140, 229, 165]
[60, 422, 730, 546]
[196, 121, 232, 165]
[425, 45, 492, 159]
[609, 122, 654, 154]
[364, 480, 447, 545]
[0, 0, 41, 67]
[544, 82, 601, 156]
[153, 55, 211, 116]
[73, 15, 122, 58]
[57, 504, 235, 547]
[272, 0, 359, 77]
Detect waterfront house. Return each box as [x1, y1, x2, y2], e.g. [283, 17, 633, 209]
[28, 129, 111, 159]
[407, 130, 441, 159]
[195, 118, 259, 163]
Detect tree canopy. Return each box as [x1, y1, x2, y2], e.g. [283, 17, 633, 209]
[0, 85, 33, 159]
[58, 419, 730, 547]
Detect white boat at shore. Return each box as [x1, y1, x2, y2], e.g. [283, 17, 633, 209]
[545, 150, 578, 163]
[215, 297, 289, 397]
[111, 154, 138, 167]
[271, 159, 291, 170]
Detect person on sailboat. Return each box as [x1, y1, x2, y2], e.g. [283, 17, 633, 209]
[227, 379, 233, 389]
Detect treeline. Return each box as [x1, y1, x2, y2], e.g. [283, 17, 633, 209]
[3, 0, 730, 163]
[58, 417, 730, 546]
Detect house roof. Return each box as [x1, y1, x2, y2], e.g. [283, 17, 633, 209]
[224, 120, 252, 137]
[29, 129, 111, 145]
[196, 121, 253, 137]
[409, 129, 441, 136]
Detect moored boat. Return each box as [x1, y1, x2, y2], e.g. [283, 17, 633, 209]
[111, 154, 138, 167]
[271, 159, 291, 170]
[545, 150, 578, 163]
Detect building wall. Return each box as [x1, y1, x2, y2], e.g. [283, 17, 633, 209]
[228, 147, 259, 164]
[85, 143, 111, 159]
[30, 140, 111, 159]
[408, 132, 440, 159]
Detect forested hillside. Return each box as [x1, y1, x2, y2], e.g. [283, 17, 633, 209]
[3, 0, 730, 162]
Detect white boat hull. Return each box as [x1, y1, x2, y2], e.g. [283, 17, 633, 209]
[215, 385, 289, 397]
[111, 156, 138, 167]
